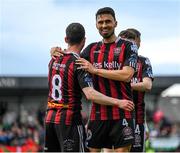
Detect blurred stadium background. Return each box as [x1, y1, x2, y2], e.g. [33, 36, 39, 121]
[1, 0, 180, 152]
[0, 76, 180, 152]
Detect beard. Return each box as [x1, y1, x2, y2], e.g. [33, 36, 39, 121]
[100, 30, 115, 39]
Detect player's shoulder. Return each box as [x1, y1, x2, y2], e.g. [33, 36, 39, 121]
[65, 51, 80, 60]
[82, 41, 102, 55]
[118, 37, 138, 53]
[86, 41, 101, 48]
[139, 55, 151, 65]
[139, 55, 149, 61]
[71, 52, 80, 60]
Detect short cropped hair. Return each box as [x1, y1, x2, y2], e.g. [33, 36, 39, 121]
[66, 23, 85, 45]
[119, 30, 136, 40]
[96, 7, 116, 21]
[126, 28, 141, 38]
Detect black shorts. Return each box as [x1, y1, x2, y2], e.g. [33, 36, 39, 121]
[130, 123, 145, 152]
[44, 123, 89, 152]
[86, 119, 134, 149]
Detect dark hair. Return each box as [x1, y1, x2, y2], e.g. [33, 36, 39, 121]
[66, 23, 85, 45]
[118, 30, 136, 40]
[96, 7, 116, 20]
[126, 28, 141, 38]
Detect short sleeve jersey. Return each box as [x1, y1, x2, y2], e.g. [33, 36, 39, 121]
[80, 38, 138, 120]
[45, 52, 93, 125]
[131, 55, 153, 124]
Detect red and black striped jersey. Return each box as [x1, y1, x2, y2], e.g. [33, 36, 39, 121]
[131, 55, 153, 124]
[80, 38, 138, 120]
[45, 52, 93, 125]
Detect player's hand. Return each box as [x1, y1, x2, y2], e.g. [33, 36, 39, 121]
[76, 58, 97, 74]
[50, 47, 65, 59]
[118, 100, 134, 111]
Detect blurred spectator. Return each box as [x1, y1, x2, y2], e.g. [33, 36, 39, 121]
[152, 110, 173, 137]
[0, 106, 46, 152]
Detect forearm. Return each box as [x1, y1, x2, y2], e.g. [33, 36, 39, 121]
[95, 68, 133, 82]
[90, 89, 120, 106]
[83, 87, 134, 111]
[131, 82, 146, 92]
[131, 78, 152, 92]
[83, 87, 119, 106]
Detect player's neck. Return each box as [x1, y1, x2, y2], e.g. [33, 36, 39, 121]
[103, 34, 117, 44]
[67, 45, 81, 54]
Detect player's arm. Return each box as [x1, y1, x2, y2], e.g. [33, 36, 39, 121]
[95, 66, 134, 82]
[132, 57, 153, 92]
[82, 86, 134, 111]
[131, 77, 152, 92]
[76, 58, 134, 82]
[76, 41, 138, 82]
[77, 64, 134, 111]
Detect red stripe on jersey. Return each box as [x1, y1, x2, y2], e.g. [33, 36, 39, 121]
[119, 43, 132, 119]
[45, 110, 53, 123]
[59, 56, 72, 104]
[90, 104, 96, 120]
[100, 105, 107, 120]
[121, 83, 131, 119]
[137, 59, 143, 81]
[65, 62, 75, 124]
[90, 44, 97, 63]
[98, 44, 108, 120]
[109, 43, 120, 120]
[111, 80, 120, 120]
[54, 109, 61, 124]
[68, 62, 75, 104]
[136, 59, 144, 124]
[65, 110, 73, 125]
[137, 60, 143, 120]
[108, 43, 116, 70]
[90, 43, 99, 121]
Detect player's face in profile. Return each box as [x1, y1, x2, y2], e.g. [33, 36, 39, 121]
[96, 14, 117, 39]
[135, 37, 141, 48]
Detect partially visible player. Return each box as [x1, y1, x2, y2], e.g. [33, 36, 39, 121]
[44, 23, 134, 152]
[119, 29, 154, 152]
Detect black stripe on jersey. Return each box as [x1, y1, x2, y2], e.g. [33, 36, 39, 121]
[114, 40, 125, 118]
[50, 110, 57, 123]
[59, 56, 74, 123]
[61, 56, 72, 104]
[60, 110, 66, 124]
[124, 82, 133, 100]
[92, 42, 102, 120]
[113, 81, 124, 118]
[102, 43, 113, 119]
[102, 43, 112, 96]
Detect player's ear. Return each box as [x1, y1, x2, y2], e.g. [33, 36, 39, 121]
[114, 21, 117, 28]
[83, 37, 86, 43]
[81, 37, 86, 48]
[65, 37, 69, 43]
